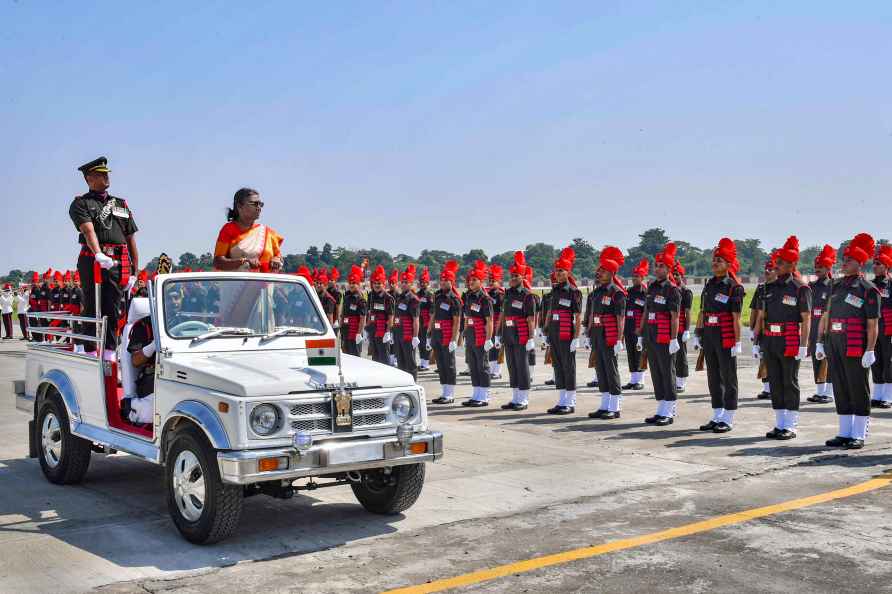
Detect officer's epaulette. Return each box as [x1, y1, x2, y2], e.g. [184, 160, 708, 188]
[857, 276, 878, 292]
[786, 275, 806, 289]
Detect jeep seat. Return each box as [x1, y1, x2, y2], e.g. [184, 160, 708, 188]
[109, 298, 153, 438]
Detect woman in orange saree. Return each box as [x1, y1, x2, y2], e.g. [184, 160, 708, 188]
[213, 188, 284, 273]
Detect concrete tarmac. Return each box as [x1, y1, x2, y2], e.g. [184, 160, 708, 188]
[1, 334, 891, 593]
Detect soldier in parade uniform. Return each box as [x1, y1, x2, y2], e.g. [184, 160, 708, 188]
[752, 253, 778, 399]
[387, 269, 400, 366]
[32, 271, 50, 342]
[871, 244, 892, 408]
[585, 247, 627, 420]
[499, 252, 537, 411]
[623, 259, 649, 390]
[692, 238, 745, 433]
[546, 247, 583, 415]
[69, 157, 139, 359]
[674, 263, 693, 393]
[460, 261, 494, 407]
[314, 269, 338, 325]
[639, 243, 682, 425]
[327, 267, 343, 334]
[429, 261, 462, 404]
[815, 233, 880, 449]
[806, 245, 837, 404]
[487, 265, 505, 380]
[756, 236, 811, 440]
[366, 265, 395, 365]
[526, 266, 539, 373]
[393, 265, 421, 380]
[417, 268, 433, 371]
[540, 273, 557, 386]
[340, 265, 367, 357]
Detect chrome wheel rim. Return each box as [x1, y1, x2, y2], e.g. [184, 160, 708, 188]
[172, 450, 206, 522]
[41, 413, 62, 468]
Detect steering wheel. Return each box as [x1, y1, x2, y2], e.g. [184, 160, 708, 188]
[169, 320, 211, 336]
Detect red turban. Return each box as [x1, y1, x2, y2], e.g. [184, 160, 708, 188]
[523, 266, 533, 290]
[814, 244, 837, 270]
[554, 246, 575, 272]
[654, 242, 677, 268]
[63, 271, 72, 283]
[510, 251, 527, 276]
[53, 271, 63, 284]
[488, 264, 503, 283]
[389, 269, 399, 286]
[843, 233, 875, 266]
[632, 258, 649, 278]
[348, 265, 363, 284]
[31, 272, 39, 284]
[440, 261, 458, 282]
[370, 265, 387, 284]
[43, 269, 53, 281]
[776, 236, 800, 264]
[296, 265, 313, 283]
[420, 267, 431, 284]
[765, 250, 778, 271]
[315, 269, 329, 285]
[468, 260, 488, 282]
[401, 264, 417, 283]
[137, 269, 148, 283]
[329, 267, 340, 282]
[875, 244, 892, 268]
[713, 238, 740, 283]
[599, 246, 627, 294]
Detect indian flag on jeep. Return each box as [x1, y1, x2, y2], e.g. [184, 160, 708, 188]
[306, 338, 337, 366]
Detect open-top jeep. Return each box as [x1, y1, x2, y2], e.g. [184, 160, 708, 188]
[14, 271, 443, 543]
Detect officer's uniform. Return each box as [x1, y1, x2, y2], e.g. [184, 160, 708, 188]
[546, 273, 582, 412]
[68, 157, 137, 353]
[643, 275, 681, 421]
[487, 275, 505, 378]
[366, 288, 394, 365]
[808, 269, 834, 403]
[528, 288, 540, 369]
[750, 257, 775, 398]
[430, 261, 462, 403]
[387, 271, 400, 366]
[417, 273, 433, 370]
[393, 282, 420, 380]
[340, 289, 367, 357]
[33, 278, 49, 342]
[462, 278, 493, 405]
[585, 251, 627, 420]
[500, 274, 536, 409]
[624, 274, 648, 389]
[675, 276, 693, 391]
[539, 286, 554, 385]
[873, 265, 892, 406]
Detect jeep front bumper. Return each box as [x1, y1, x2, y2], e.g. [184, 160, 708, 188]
[217, 430, 443, 485]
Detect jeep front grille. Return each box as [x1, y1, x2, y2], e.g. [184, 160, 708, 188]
[291, 418, 331, 432]
[290, 402, 329, 416]
[353, 413, 388, 428]
[286, 395, 392, 435]
[352, 397, 385, 411]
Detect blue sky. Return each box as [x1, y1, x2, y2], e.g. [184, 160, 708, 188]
[2, 1, 891, 272]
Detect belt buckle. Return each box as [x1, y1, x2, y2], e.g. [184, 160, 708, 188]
[434, 322, 441, 329]
[769, 324, 782, 334]
[592, 316, 601, 325]
[708, 315, 718, 324]
[505, 319, 514, 327]
[831, 322, 843, 332]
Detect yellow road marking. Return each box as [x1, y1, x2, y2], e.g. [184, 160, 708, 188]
[384, 471, 892, 594]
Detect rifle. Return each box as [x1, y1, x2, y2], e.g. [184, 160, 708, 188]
[695, 349, 705, 371]
[815, 286, 831, 383]
[640, 347, 648, 371]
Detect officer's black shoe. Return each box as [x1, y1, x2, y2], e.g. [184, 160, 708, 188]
[431, 397, 454, 405]
[807, 394, 833, 404]
[776, 429, 797, 440]
[713, 422, 732, 433]
[501, 402, 527, 411]
[489, 374, 502, 380]
[622, 383, 644, 390]
[601, 411, 621, 420]
[547, 405, 574, 415]
[757, 392, 771, 399]
[876, 401, 892, 409]
[119, 398, 133, 423]
[765, 427, 783, 439]
[676, 387, 686, 393]
[644, 415, 663, 424]
[654, 416, 674, 426]
[825, 436, 853, 448]
[586, 380, 599, 388]
[544, 379, 555, 386]
[459, 370, 471, 376]
[462, 399, 488, 407]
[588, 409, 607, 419]
[699, 420, 719, 431]
[845, 438, 865, 449]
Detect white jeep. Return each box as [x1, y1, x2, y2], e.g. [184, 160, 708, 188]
[14, 272, 443, 543]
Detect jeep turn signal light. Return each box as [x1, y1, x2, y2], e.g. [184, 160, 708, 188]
[409, 442, 427, 455]
[258, 456, 289, 472]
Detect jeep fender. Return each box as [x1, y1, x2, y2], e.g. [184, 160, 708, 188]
[162, 400, 231, 460]
[37, 369, 81, 422]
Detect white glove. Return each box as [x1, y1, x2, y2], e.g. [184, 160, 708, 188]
[525, 338, 536, 352]
[448, 341, 457, 353]
[543, 337, 550, 348]
[125, 276, 138, 293]
[494, 336, 501, 349]
[681, 330, 691, 343]
[668, 339, 681, 355]
[141, 342, 156, 358]
[534, 327, 543, 340]
[636, 337, 644, 351]
[614, 341, 624, 355]
[690, 335, 701, 351]
[411, 336, 420, 348]
[362, 330, 368, 343]
[731, 342, 742, 358]
[583, 336, 591, 350]
[862, 350, 876, 368]
[483, 339, 494, 351]
[795, 346, 807, 361]
[752, 344, 761, 359]
[570, 338, 580, 352]
[815, 343, 825, 361]
[355, 333, 363, 345]
[382, 331, 393, 344]
[425, 338, 431, 351]
[95, 252, 115, 270]
[333, 320, 340, 329]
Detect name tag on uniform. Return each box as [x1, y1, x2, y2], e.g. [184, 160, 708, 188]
[822, 292, 828, 300]
[708, 315, 719, 324]
[112, 206, 130, 218]
[782, 295, 797, 307]
[831, 322, 843, 332]
[343, 317, 350, 324]
[715, 293, 729, 304]
[393, 318, 401, 325]
[601, 296, 611, 305]
[374, 303, 385, 311]
[845, 294, 864, 308]
[349, 304, 357, 311]
[420, 298, 427, 303]
[471, 303, 481, 312]
[552, 313, 560, 321]
[770, 324, 782, 333]
[592, 316, 601, 325]
[511, 300, 523, 309]
[812, 308, 822, 317]
[466, 318, 475, 325]
[559, 298, 571, 307]
[440, 302, 451, 311]
[654, 295, 666, 305]
[648, 312, 656, 321]
[369, 314, 377, 321]
[635, 299, 645, 307]
[882, 290, 890, 299]
[434, 322, 441, 329]
[398, 303, 407, 311]
[626, 311, 635, 317]
[505, 319, 515, 326]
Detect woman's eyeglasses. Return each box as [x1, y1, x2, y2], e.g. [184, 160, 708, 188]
[245, 201, 264, 208]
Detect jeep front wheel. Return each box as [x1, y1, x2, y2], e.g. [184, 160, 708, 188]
[37, 395, 91, 484]
[165, 427, 243, 544]
[351, 463, 425, 514]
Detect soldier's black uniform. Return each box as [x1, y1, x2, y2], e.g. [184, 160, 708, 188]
[340, 291, 367, 357]
[417, 286, 433, 367]
[393, 290, 420, 380]
[699, 275, 745, 419]
[528, 291, 541, 368]
[501, 285, 536, 394]
[807, 275, 833, 401]
[546, 282, 582, 397]
[366, 290, 394, 365]
[624, 283, 648, 382]
[431, 288, 462, 389]
[487, 286, 504, 370]
[871, 274, 892, 403]
[675, 284, 694, 385]
[462, 288, 493, 395]
[585, 281, 626, 401]
[643, 278, 681, 409]
[318, 288, 338, 324]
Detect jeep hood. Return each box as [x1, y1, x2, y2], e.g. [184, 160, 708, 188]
[163, 351, 415, 397]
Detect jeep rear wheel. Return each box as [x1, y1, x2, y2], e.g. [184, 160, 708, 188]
[351, 463, 425, 514]
[165, 427, 243, 544]
[37, 395, 91, 484]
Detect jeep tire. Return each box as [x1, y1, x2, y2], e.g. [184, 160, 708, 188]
[351, 463, 425, 514]
[165, 426, 243, 544]
[37, 394, 91, 484]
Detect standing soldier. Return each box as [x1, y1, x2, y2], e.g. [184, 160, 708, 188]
[623, 259, 649, 390]
[0, 285, 13, 340]
[27, 273, 39, 341]
[815, 233, 880, 449]
[487, 265, 505, 380]
[499, 252, 537, 411]
[526, 267, 539, 375]
[393, 265, 421, 380]
[429, 261, 462, 404]
[540, 272, 557, 386]
[417, 267, 434, 372]
[50, 271, 64, 341]
[692, 238, 745, 433]
[585, 247, 627, 420]
[461, 261, 494, 407]
[69, 157, 139, 359]
[327, 267, 343, 334]
[871, 244, 892, 408]
[32, 271, 50, 342]
[807, 245, 837, 404]
[366, 265, 395, 365]
[15, 284, 30, 341]
[546, 247, 583, 415]
[387, 269, 400, 366]
[314, 269, 338, 325]
[639, 243, 682, 425]
[674, 262, 693, 393]
[340, 265, 367, 357]
[752, 253, 778, 399]
[756, 236, 811, 440]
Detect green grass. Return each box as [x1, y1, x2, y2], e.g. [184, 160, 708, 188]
[690, 289, 755, 326]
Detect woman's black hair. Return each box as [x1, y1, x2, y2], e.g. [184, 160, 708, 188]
[227, 187, 260, 221]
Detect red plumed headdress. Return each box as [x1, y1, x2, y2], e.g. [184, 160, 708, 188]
[843, 233, 875, 266]
[875, 244, 892, 269]
[814, 244, 837, 270]
[468, 260, 488, 282]
[370, 265, 387, 284]
[347, 265, 363, 284]
[488, 264, 503, 283]
[509, 251, 527, 276]
[401, 264, 417, 283]
[632, 258, 649, 278]
[440, 260, 459, 282]
[776, 235, 800, 264]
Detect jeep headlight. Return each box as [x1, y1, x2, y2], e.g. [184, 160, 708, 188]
[391, 393, 416, 421]
[250, 404, 282, 436]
